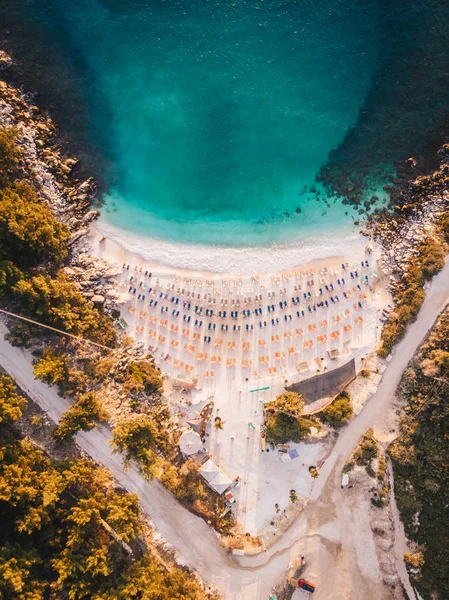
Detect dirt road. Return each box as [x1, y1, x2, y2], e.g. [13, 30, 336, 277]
[1, 258, 448, 599]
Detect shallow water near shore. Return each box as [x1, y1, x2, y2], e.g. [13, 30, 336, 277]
[3, 0, 449, 250]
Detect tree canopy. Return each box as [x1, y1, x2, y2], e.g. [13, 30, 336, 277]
[0, 387, 211, 599]
[53, 392, 108, 443]
[268, 391, 304, 419]
[0, 182, 69, 265]
[0, 374, 26, 424]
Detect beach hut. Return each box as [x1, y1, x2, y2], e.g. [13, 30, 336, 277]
[178, 430, 202, 456]
[185, 417, 205, 434]
[207, 471, 232, 494]
[200, 460, 232, 494]
[200, 459, 220, 482]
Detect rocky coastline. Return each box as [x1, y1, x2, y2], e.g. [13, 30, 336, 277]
[0, 53, 121, 312]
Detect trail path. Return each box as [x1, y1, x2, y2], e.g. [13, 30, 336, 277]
[388, 459, 417, 600]
[1, 257, 448, 599]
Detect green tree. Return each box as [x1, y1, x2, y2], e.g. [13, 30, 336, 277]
[53, 392, 108, 443]
[111, 414, 163, 477]
[33, 347, 88, 398]
[0, 374, 26, 424]
[106, 493, 142, 544]
[0, 183, 69, 265]
[321, 393, 353, 428]
[0, 543, 45, 600]
[122, 361, 162, 396]
[13, 271, 116, 346]
[0, 438, 64, 534]
[268, 391, 304, 419]
[0, 260, 24, 299]
[265, 411, 311, 444]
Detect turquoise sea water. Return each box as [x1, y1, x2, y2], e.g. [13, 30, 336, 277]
[2, 1, 449, 247]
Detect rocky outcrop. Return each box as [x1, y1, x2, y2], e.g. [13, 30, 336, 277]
[0, 78, 97, 231]
[0, 73, 115, 311]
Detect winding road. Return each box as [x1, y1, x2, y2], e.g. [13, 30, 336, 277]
[1, 257, 448, 600]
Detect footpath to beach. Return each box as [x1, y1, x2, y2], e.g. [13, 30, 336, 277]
[0, 255, 448, 599]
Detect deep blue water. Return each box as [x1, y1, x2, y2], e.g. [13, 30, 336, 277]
[2, 1, 449, 246]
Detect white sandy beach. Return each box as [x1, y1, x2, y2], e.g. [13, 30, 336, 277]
[89, 220, 388, 535]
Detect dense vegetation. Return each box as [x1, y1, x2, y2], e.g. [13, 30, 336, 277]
[0, 373, 211, 600]
[389, 307, 449, 597]
[380, 225, 447, 357]
[0, 122, 231, 532]
[0, 127, 116, 347]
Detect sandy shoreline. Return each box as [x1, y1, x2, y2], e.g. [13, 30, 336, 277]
[92, 218, 372, 275]
[90, 220, 375, 280]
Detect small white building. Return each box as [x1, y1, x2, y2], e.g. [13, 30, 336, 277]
[200, 459, 232, 495]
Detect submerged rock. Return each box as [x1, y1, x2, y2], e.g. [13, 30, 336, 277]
[0, 51, 12, 69]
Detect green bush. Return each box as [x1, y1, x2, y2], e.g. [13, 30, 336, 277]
[266, 412, 311, 444]
[111, 412, 168, 477]
[122, 360, 163, 396]
[266, 391, 304, 418]
[353, 430, 378, 466]
[321, 394, 353, 428]
[380, 233, 447, 357]
[0, 182, 69, 265]
[14, 271, 116, 346]
[53, 392, 108, 443]
[0, 127, 22, 186]
[0, 374, 26, 424]
[33, 347, 88, 398]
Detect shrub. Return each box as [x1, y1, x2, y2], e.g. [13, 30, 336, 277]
[0, 182, 69, 265]
[379, 233, 447, 356]
[111, 413, 167, 477]
[33, 347, 88, 398]
[53, 392, 108, 443]
[0, 374, 26, 424]
[266, 391, 304, 419]
[13, 271, 116, 346]
[353, 430, 378, 466]
[122, 360, 163, 396]
[321, 394, 353, 428]
[0, 127, 22, 186]
[266, 412, 311, 444]
[5, 321, 40, 347]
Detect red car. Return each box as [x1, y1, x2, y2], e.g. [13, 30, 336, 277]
[298, 579, 316, 593]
